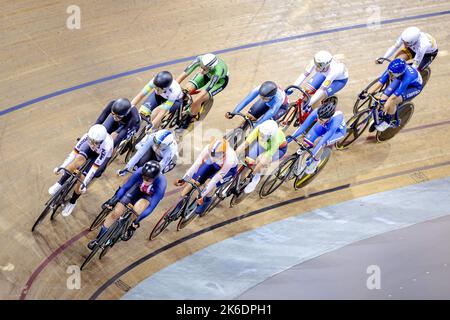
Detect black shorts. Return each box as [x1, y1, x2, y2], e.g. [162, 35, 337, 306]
[77, 143, 110, 178]
[403, 47, 438, 71]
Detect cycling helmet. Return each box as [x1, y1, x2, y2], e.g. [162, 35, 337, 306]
[388, 58, 407, 77]
[209, 138, 228, 158]
[87, 124, 108, 146]
[314, 50, 333, 71]
[111, 98, 132, 118]
[259, 81, 278, 99]
[153, 129, 174, 150]
[154, 71, 173, 89]
[317, 98, 337, 120]
[258, 120, 279, 142]
[401, 27, 421, 46]
[142, 160, 161, 179]
[200, 53, 218, 70]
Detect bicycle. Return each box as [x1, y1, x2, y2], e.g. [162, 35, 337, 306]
[259, 137, 331, 198]
[203, 161, 255, 216]
[32, 164, 89, 232]
[113, 116, 152, 165]
[278, 85, 311, 132]
[336, 91, 414, 149]
[160, 89, 214, 131]
[223, 112, 256, 150]
[149, 180, 202, 240]
[81, 203, 138, 270]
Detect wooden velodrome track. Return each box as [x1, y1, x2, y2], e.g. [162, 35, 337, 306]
[1, 0, 450, 300]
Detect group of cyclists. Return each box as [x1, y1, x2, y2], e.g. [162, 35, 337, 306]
[45, 26, 438, 250]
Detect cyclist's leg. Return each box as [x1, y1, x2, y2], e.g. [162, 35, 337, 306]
[244, 143, 267, 193]
[395, 47, 414, 61]
[112, 125, 128, 148]
[379, 79, 402, 126]
[151, 98, 183, 129]
[136, 146, 157, 169]
[325, 78, 348, 98]
[140, 92, 164, 117]
[418, 49, 438, 72]
[184, 163, 220, 197]
[400, 83, 423, 102]
[273, 102, 290, 122]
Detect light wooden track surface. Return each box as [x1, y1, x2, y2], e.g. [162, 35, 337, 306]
[1, 0, 449, 299]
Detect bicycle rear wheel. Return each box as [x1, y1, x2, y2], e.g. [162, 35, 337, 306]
[259, 155, 297, 198]
[336, 109, 372, 150]
[376, 103, 414, 142]
[294, 148, 331, 190]
[198, 98, 214, 121]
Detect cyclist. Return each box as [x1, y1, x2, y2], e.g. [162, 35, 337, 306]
[235, 120, 288, 194]
[175, 138, 238, 215]
[225, 81, 289, 127]
[133, 71, 184, 130]
[292, 51, 348, 113]
[364, 58, 423, 132]
[95, 98, 140, 150]
[175, 53, 229, 129]
[48, 124, 114, 217]
[117, 129, 178, 176]
[287, 98, 346, 174]
[88, 161, 167, 249]
[376, 26, 438, 71]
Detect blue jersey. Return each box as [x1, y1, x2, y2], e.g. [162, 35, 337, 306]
[233, 86, 287, 125]
[115, 167, 167, 222]
[379, 65, 422, 97]
[290, 108, 346, 158]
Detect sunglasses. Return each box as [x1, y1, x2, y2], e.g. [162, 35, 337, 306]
[112, 112, 124, 120]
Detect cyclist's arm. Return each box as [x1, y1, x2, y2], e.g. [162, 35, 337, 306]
[177, 58, 201, 83]
[136, 175, 167, 223]
[245, 126, 259, 145]
[369, 71, 389, 94]
[124, 108, 141, 133]
[115, 169, 142, 199]
[393, 76, 413, 98]
[84, 146, 111, 187]
[382, 37, 402, 59]
[203, 158, 236, 196]
[183, 146, 208, 180]
[204, 65, 226, 93]
[95, 101, 114, 124]
[293, 61, 315, 87]
[124, 134, 155, 171]
[411, 43, 427, 69]
[60, 135, 87, 167]
[291, 109, 319, 140]
[158, 147, 175, 172]
[255, 92, 284, 126]
[310, 116, 343, 158]
[233, 87, 259, 114]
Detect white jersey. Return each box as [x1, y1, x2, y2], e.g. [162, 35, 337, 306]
[294, 58, 348, 88]
[75, 133, 114, 166]
[383, 32, 438, 69]
[142, 78, 183, 101]
[184, 144, 238, 196]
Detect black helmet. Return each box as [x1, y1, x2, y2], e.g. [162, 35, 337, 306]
[111, 98, 131, 117]
[317, 97, 337, 120]
[154, 71, 173, 89]
[142, 160, 161, 179]
[259, 81, 278, 99]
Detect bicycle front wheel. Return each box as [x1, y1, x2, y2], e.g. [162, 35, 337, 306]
[259, 155, 297, 198]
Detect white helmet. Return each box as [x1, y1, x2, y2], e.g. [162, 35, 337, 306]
[153, 129, 174, 150]
[258, 120, 279, 142]
[88, 124, 107, 145]
[314, 50, 333, 71]
[401, 27, 421, 46]
[200, 53, 218, 70]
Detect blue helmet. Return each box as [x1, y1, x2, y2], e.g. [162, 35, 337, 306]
[388, 59, 407, 77]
